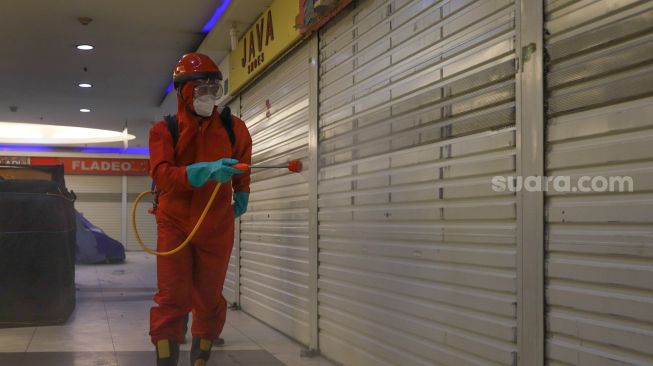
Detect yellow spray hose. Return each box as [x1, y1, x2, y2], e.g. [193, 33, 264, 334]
[131, 183, 221, 256]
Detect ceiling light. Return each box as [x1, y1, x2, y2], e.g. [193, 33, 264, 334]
[80, 108, 91, 112]
[76, 44, 94, 50]
[202, 0, 232, 33]
[78, 83, 93, 88]
[0, 122, 135, 144]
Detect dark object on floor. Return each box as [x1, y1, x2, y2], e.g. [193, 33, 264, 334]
[75, 210, 125, 264]
[0, 176, 76, 327]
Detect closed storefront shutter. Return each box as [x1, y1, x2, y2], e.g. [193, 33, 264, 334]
[544, 1, 653, 364]
[318, 0, 519, 365]
[66, 175, 123, 243]
[239, 43, 312, 345]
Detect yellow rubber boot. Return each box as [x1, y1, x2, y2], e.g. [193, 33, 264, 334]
[156, 339, 179, 366]
[190, 337, 213, 366]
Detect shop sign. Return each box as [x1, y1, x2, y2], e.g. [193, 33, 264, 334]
[28, 157, 149, 176]
[0, 156, 30, 165]
[228, 0, 302, 94]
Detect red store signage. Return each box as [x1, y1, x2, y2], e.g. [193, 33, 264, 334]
[29, 157, 149, 176]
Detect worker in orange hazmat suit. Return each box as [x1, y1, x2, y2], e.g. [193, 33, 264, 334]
[148, 52, 252, 366]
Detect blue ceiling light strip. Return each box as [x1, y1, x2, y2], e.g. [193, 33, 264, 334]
[202, 0, 231, 33]
[164, 0, 230, 95]
[0, 144, 149, 155]
[165, 81, 174, 94]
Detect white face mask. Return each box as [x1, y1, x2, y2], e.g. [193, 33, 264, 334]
[193, 95, 215, 117]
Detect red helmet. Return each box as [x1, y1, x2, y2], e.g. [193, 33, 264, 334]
[173, 53, 222, 89]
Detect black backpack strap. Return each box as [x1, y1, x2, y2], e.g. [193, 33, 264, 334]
[163, 114, 179, 147]
[152, 115, 178, 213]
[220, 106, 236, 148]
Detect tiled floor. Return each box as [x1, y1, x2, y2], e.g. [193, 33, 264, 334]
[0, 252, 335, 366]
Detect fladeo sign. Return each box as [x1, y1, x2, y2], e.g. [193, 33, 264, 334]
[228, 0, 301, 94]
[27, 157, 149, 176]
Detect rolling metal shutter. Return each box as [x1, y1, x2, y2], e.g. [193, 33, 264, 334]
[544, 1, 653, 365]
[66, 175, 123, 242]
[318, 0, 519, 364]
[127, 176, 156, 252]
[224, 98, 242, 306]
[238, 43, 312, 345]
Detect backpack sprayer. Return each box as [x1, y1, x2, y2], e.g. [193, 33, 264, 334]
[131, 160, 303, 256]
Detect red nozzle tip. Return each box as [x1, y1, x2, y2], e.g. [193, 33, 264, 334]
[288, 160, 303, 173]
[233, 163, 250, 171]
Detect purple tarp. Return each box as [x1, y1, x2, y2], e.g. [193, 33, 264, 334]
[75, 211, 125, 264]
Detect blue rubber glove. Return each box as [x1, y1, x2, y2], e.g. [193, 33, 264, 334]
[186, 158, 242, 187]
[186, 161, 214, 187]
[233, 191, 249, 218]
[209, 158, 243, 183]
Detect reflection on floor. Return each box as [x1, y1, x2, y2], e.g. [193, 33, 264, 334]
[0, 252, 335, 366]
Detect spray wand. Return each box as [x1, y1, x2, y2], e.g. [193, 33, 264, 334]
[233, 160, 303, 173]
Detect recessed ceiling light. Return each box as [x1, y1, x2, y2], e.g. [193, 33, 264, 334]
[78, 83, 92, 88]
[80, 108, 91, 113]
[76, 44, 94, 50]
[0, 122, 135, 144]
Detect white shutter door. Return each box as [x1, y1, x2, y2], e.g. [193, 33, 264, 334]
[544, 1, 653, 365]
[239, 43, 312, 345]
[224, 98, 242, 306]
[67, 175, 123, 242]
[318, 0, 518, 365]
[127, 176, 156, 252]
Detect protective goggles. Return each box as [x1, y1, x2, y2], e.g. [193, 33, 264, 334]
[192, 79, 223, 100]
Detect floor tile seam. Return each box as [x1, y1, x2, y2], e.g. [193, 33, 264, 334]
[96, 265, 117, 354]
[227, 312, 270, 348]
[227, 310, 306, 365]
[226, 313, 260, 345]
[24, 327, 37, 352]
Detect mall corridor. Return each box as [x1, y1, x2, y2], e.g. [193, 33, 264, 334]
[0, 253, 335, 366]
